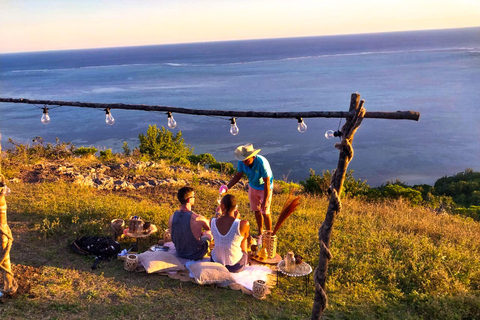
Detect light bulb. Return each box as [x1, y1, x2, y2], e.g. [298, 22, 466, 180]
[297, 117, 307, 133]
[325, 130, 342, 139]
[230, 118, 239, 136]
[41, 107, 50, 124]
[105, 108, 115, 125]
[167, 112, 177, 129]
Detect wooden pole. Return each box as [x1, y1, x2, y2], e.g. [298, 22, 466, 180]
[0, 97, 420, 121]
[311, 93, 366, 319]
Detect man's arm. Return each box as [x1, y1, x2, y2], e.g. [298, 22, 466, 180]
[227, 172, 243, 190]
[194, 214, 212, 241]
[168, 213, 174, 231]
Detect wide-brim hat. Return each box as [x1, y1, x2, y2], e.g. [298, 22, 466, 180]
[235, 143, 261, 161]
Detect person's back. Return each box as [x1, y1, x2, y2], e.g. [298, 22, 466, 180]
[169, 187, 211, 260]
[211, 194, 249, 273]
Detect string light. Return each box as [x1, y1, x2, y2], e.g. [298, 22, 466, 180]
[41, 107, 50, 124]
[325, 130, 342, 139]
[167, 112, 177, 129]
[230, 117, 239, 136]
[105, 108, 115, 125]
[296, 117, 307, 133]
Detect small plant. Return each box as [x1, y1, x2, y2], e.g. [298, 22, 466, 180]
[99, 149, 113, 160]
[122, 141, 131, 156]
[208, 161, 235, 175]
[188, 153, 217, 166]
[73, 146, 98, 157]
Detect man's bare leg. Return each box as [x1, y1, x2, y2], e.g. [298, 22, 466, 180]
[263, 213, 272, 231]
[254, 210, 263, 236]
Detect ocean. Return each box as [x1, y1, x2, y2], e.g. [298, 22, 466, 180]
[1, 27, 479, 186]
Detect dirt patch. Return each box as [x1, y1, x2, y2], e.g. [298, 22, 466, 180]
[0, 264, 42, 298]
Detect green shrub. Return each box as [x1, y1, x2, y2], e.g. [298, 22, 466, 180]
[434, 168, 480, 207]
[275, 180, 302, 194]
[208, 162, 235, 175]
[138, 125, 193, 162]
[454, 205, 480, 221]
[73, 146, 98, 157]
[99, 149, 113, 160]
[188, 153, 217, 166]
[300, 169, 368, 197]
[8, 137, 75, 160]
[122, 141, 131, 156]
[381, 184, 423, 205]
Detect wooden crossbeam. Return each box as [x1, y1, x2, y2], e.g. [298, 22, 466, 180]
[0, 97, 420, 121]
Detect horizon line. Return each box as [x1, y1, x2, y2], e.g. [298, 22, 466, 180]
[1, 25, 478, 55]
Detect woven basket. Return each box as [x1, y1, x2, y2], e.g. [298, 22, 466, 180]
[262, 231, 277, 259]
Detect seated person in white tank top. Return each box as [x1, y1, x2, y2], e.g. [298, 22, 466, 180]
[210, 194, 250, 273]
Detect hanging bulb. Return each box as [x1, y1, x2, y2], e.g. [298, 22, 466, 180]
[105, 108, 115, 125]
[325, 130, 342, 139]
[297, 117, 307, 133]
[41, 107, 50, 124]
[167, 112, 177, 129]
[230, 117, 239, 136]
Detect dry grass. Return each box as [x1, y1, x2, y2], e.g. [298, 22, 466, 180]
[1, 157, 479, 319]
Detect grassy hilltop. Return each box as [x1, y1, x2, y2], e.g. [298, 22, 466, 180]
[0, 130, 479, 320]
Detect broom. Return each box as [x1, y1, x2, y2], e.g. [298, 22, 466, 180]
[272, 192, 301, 236]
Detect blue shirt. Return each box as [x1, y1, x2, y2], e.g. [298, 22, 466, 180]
[237, 155, 273, 190]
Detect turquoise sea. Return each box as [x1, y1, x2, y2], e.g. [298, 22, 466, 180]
[1, 27, 479, 186]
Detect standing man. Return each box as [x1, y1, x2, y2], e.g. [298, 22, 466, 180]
[169, 187, 212, 260]
[226, 143, 273, 237]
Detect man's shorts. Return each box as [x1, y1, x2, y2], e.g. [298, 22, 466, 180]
[248, 186, 272, 214]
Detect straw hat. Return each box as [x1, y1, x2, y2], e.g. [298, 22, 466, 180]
[234, 143, 261, 161]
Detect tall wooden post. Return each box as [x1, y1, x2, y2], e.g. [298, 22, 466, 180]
[0, 137, 18, 297]
[311, 93, 366, 319]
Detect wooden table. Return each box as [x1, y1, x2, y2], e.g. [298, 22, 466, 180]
[123, 225, 158, 252]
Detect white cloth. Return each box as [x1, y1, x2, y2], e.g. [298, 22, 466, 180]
[211, 218, 243, 266]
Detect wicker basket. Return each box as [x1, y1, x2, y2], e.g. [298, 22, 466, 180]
[262, 231, 277, 259]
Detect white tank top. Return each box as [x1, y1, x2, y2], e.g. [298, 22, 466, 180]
[211, 218, 244, 266]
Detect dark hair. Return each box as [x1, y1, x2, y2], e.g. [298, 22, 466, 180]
[177, 187, 194, 205]
[221, 194, 237, 213]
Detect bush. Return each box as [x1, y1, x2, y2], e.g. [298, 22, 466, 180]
[73, 146, 98, 157]
[381, 184, 423, 205]
[99, 149, 113, 160]
[122, 141, 131, 156]
[138, 125, 193, 162]
[300, 169, 368, 197]
[208, 162, 235, 175]
[188, 153, 217, 166]
[8, 137, 74, 160]
[434, 168, 480, 207]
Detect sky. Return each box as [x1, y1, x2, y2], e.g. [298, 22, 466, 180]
[1, 0, 479, 53]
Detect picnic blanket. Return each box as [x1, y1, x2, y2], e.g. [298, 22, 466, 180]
[128, 242, 276, 297]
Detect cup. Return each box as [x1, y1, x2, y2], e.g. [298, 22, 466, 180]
[143, 221, 151, 233]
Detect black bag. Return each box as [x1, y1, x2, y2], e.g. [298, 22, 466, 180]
[70, 236, 121, 269]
